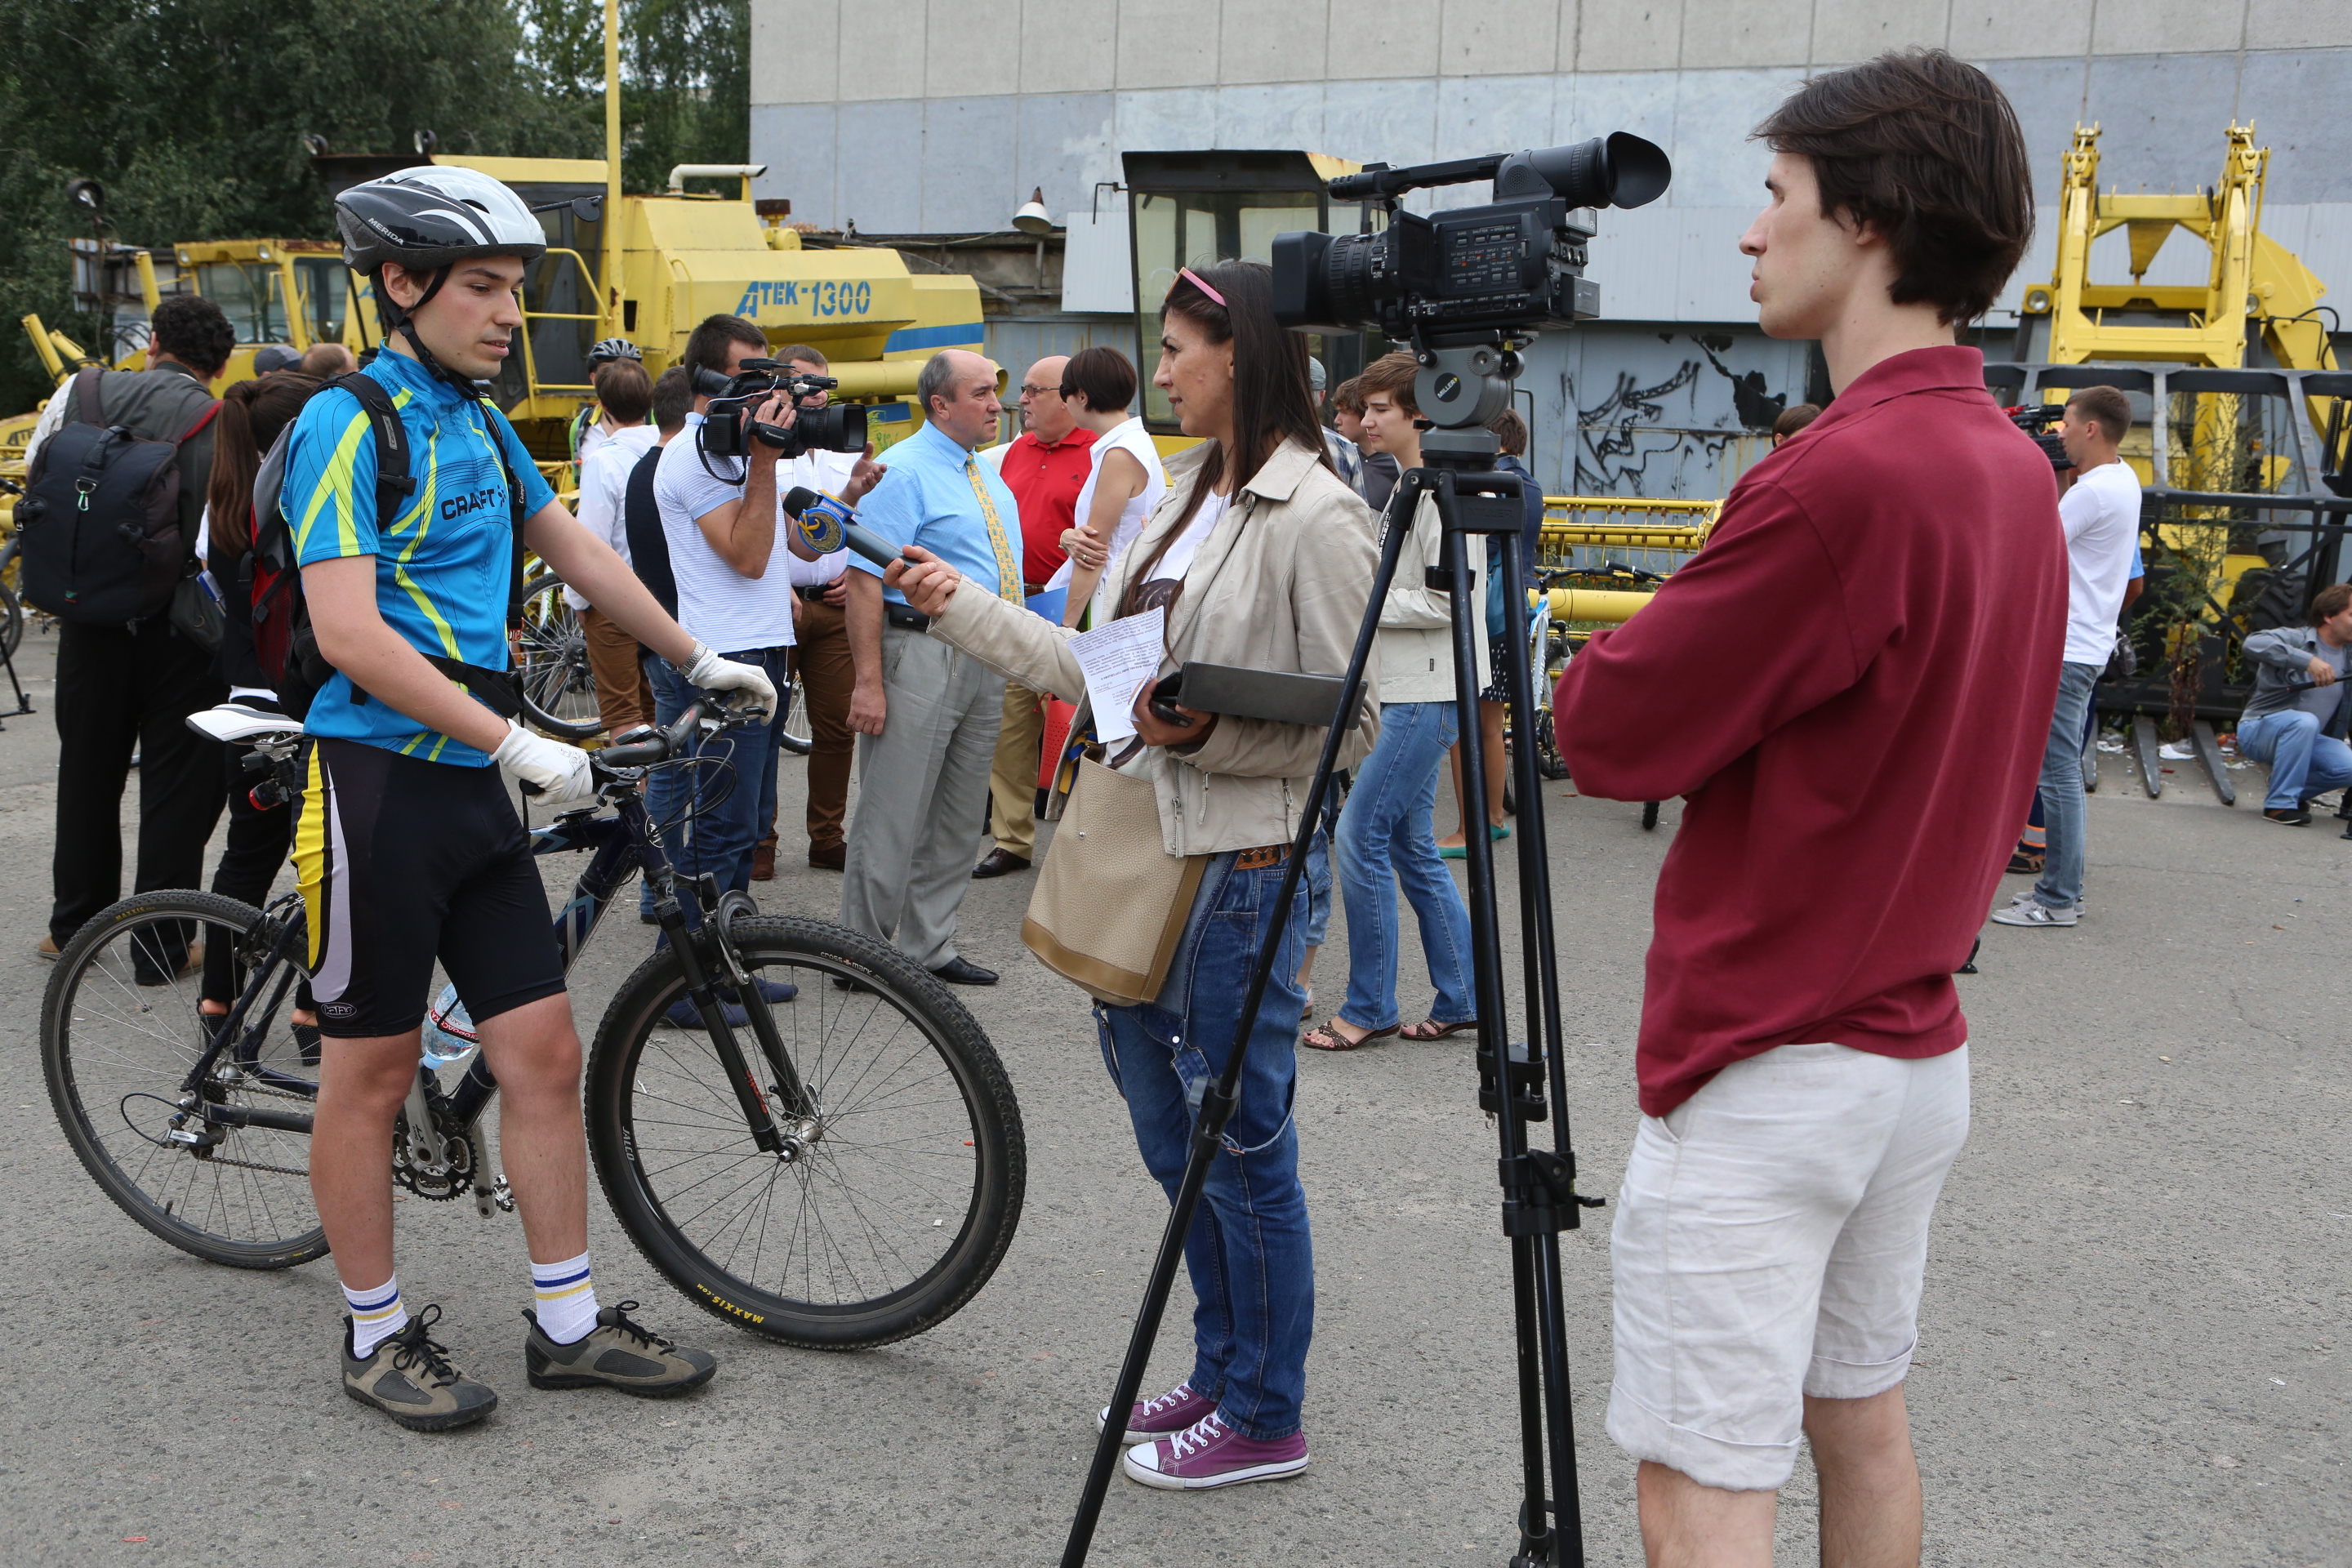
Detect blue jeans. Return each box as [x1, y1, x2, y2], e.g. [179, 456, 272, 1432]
[1094, 852, 1314, 1440]
[2238, 708, 2352, 811]
[2032, 662, 2100, 911]
[1301, 826, 1332, 948]
[1335, 701, 1476, 1030]
[639, 647, 786, 929]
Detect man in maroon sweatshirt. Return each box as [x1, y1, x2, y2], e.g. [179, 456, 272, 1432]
[1555, 51, 2065, 1568]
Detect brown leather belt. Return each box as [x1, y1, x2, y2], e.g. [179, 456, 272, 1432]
[1233, 844, 1290, 871]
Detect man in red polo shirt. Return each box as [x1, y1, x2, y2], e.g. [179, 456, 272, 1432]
[1555, 50, 2063, 1566]
[973, 354, 1094, 878]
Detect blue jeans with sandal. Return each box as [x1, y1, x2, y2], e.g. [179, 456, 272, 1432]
[1094, 849, 1314, 1441]
[1334, 699, 1477, 1031]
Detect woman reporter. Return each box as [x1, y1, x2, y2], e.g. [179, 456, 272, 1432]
[889, 260, 1377, 1491]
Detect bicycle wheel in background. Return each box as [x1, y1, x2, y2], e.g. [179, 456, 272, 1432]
[514, 572, 605, 739]
[0, 577, 21, 661]
[42, 890, 327, 1269]
[776, 669, 812, 756]
[586, 915, 1024, 1349]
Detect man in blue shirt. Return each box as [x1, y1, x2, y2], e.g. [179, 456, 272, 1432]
[286, 166, 776, 1432]
[840, 349, 1022, 984]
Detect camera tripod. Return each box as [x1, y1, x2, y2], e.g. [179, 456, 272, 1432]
[1063, 342, 1600, 1567]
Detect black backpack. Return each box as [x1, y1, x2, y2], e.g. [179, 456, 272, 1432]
[17, 367, 219, 626]
[250, 369, 528, 722]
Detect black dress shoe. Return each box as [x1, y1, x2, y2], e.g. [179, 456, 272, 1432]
[971, 849, 1031, 880]
[929, 956, 998, 986]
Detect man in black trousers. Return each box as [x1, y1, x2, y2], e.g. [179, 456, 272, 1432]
[29, 296, 234, 960]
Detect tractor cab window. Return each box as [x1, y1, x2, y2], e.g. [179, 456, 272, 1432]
[195, 262, 288, 346]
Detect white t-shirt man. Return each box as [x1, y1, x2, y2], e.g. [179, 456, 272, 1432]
[564, 422, 659, 611]
[2058, 458, 2141, 666]
[779, 447, 863, 591]
[653, 414, 798, 655]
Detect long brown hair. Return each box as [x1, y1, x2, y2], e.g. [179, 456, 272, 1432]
[1117, 260, 1330, 617]
[204, 372, 322, 562]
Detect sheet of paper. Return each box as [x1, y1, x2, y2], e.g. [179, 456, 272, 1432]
[1067, 606, 1164, 745]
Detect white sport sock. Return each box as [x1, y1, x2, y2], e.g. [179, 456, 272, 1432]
[531, 1250, 600, 1344]
[343, 1276, 408, 1359]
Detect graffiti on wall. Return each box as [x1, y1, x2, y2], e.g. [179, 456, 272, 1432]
[1561, 331, 1802, 498]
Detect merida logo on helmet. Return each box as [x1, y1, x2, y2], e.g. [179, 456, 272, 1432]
[441, 484, 503, 521]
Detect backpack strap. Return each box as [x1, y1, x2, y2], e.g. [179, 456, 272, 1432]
[173, 401, 221, 444]
[327, 371, 418, 527]
[71, 365, 103, 426]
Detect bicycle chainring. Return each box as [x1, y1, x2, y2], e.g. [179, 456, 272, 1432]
[392, 1111, 475, 1201]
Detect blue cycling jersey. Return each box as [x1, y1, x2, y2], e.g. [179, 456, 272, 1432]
[283, 351, 556, 767]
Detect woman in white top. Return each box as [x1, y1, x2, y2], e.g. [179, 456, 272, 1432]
[1053, 346, 1166, 627]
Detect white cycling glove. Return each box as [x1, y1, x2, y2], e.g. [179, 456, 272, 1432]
[488, 720, 599, 807]
[680, 641, 778, 719]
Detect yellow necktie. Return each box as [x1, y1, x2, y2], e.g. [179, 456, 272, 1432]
[965, 456, 1025, 604]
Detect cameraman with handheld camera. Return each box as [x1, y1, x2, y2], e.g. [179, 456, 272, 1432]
[1554, 51, 2061, 1565]
[650, 314, 880, 944]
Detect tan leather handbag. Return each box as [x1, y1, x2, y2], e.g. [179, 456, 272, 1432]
[1021, 757, 1207, 1008]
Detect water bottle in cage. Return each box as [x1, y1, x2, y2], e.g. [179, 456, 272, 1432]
[421, 982, 481, 1071]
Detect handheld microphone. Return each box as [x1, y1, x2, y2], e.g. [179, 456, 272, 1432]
[783, 486, 905, 569]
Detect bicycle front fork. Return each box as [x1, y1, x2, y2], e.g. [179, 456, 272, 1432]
[648, 869, 817, 1163]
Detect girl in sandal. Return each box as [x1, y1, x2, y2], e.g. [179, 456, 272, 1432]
[1303, 351, 1483, 1054]
[887, 261, 1377, 1489]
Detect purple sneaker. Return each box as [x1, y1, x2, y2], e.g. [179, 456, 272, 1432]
[1098, 1380, 1214, 1443]
[1122, 1411, 1309, 1490]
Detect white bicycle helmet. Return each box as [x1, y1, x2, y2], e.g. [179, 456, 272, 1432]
[336, 165, 546, 276]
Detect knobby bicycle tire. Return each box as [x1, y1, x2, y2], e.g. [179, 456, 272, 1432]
[515, 572, 606, 740]
[586, 915, 1024, 1349]
[0, 578, 21, 661]
[43, 889, 328, 1270]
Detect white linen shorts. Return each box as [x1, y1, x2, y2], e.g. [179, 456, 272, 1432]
[1606, 1040, 1971, 1492]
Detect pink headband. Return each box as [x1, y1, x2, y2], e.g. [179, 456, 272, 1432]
[1177, 266, 1227, 307]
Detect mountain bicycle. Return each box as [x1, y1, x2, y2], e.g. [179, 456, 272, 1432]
[42, 698, 1026, 1349]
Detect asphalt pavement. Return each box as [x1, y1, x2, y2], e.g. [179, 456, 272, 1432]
[0, 626, 2345, 1567]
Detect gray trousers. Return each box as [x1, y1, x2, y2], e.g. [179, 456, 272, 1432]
[840, 627, 1006, 969]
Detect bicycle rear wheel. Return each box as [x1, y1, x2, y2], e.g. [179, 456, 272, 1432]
[776, 670, 812, 756]
[42, 891, 327, 1269]
[586, 915, 1024, 1348]
[514, 572, 605, 739]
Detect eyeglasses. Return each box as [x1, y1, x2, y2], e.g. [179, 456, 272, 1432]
[1018, 384, 1060, 399]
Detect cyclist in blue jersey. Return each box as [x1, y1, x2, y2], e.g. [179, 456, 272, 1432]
[284, 167, 782, 1431]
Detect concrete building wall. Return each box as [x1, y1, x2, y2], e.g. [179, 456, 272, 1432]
[750, 0, 2352, 495]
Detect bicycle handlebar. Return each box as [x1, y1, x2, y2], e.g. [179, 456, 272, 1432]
[591, 692, 761, 778]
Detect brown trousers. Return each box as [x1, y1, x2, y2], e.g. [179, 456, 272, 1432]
[789, 597, 857, 853]
[986, 680, 1047, 858]
[581, 606, 656, 736]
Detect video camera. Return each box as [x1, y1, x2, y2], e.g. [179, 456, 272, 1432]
[1272, 134, 1670, 350]
[2005, 404, 2074, 472]
[693, 359, 868, 468]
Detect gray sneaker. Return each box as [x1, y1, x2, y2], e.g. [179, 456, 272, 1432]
[1991, 898, 2078, 928]
[342, 1306, 499, 1432]
[523, 1302, 716, 1398]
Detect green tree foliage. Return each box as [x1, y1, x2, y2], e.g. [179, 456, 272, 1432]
[0, 0, 747, 416]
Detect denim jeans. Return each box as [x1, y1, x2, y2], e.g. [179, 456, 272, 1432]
[1094, 852, 1314, 1440]
[639, 647, 786, 929]
[2238, 708, 2352, 811]
[1300, 826, 1333, 948]
[2031, 662, 2100, 911]
[1335, 700, 1476, 1030]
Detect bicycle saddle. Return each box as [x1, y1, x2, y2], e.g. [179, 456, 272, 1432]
[185, 704, 304, 746]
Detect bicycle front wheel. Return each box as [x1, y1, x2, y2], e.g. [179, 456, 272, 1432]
[42, 890, 327, 1269]
[514, 572, 605, 739]
[586, 915, 1024, 1348]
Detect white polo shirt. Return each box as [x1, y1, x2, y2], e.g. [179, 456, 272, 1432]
[779, 447, 862, 589]
[653, 415, 797, 653]
[2058, 458, 2141, 666]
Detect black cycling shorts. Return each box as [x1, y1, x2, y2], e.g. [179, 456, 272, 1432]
[292, 738, 566, 1040]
